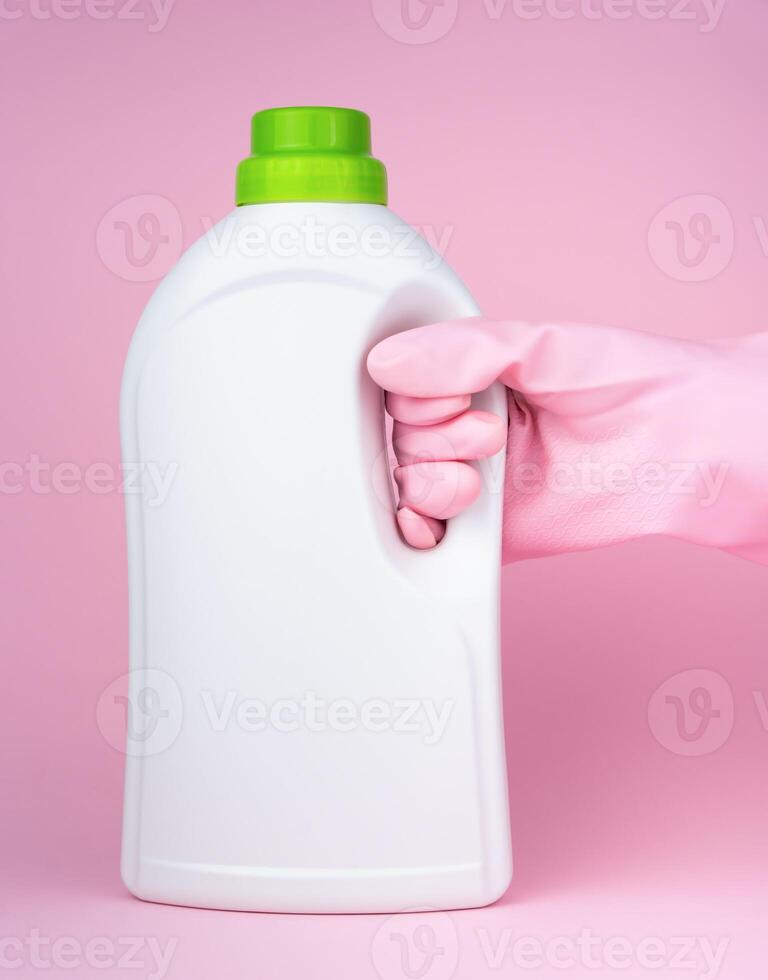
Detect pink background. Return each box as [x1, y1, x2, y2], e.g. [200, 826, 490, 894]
[2, 0, 767, 977]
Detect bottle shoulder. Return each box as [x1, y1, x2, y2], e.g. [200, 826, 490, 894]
[154, 203, 467, 306]
[122, 203, 477, 394]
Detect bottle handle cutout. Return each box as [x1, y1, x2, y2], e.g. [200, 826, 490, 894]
[363, 365, 508, 600]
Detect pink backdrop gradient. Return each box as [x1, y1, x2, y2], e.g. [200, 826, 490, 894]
[2, 0, 767, 977]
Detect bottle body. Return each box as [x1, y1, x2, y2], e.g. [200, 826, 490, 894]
[120, 202, 511, 913]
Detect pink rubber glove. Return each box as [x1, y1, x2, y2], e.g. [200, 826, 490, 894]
[367, 320, 768, 564]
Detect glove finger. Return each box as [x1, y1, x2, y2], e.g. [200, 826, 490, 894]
[369, 319, 687, 408]
[396, 507, 446, 549]
[386, 392, 470, 425]
[394, 461, 481, 519]
[393, 410, 506, 465]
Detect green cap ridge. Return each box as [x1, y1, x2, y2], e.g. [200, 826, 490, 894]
[236, 106, 388, 206]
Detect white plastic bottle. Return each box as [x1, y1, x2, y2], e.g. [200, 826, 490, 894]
[120, 106, 511, 913]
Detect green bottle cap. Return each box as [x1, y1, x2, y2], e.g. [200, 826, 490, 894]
[236, 107, 388, 206]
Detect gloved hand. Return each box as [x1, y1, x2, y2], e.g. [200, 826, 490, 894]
[367, 319, 768, 564]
